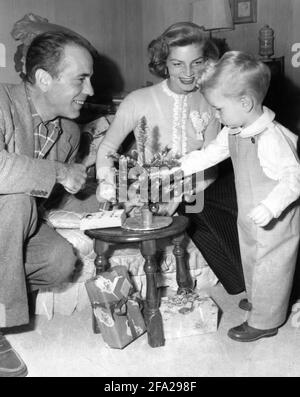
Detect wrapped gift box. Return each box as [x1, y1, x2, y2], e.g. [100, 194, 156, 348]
[85, 265, 133, 305]
[80, 209, 126, 230]
[94, 298, 146, 349]
[160, 293, 219, 340]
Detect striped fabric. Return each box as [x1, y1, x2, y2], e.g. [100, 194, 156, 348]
[179, 159, 245, 295]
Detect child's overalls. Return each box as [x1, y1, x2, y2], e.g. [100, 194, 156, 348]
[229, 130, 300, 329]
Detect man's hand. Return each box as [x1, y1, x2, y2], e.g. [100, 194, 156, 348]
[248, 203, 273, 227]
[56, 163, 87, 194]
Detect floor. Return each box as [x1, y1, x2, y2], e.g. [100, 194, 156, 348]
[5, 283, 300, 377]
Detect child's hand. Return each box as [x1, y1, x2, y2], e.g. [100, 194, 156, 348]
[248, 204, 273, 227]
[149, 166, 181, 180]
[155, 201, 180, 216]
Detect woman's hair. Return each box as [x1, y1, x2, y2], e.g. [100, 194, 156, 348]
[148, 21, 219, 78]
[25, 31, 93, 84]
[201, 51, 271, 104]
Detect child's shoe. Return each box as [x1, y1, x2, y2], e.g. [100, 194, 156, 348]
[228, 322, 278, 342]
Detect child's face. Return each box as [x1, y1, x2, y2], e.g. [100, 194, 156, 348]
[204, 88, 247, 128]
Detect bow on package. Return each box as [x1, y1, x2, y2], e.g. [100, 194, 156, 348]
[85, 266, 146, 349]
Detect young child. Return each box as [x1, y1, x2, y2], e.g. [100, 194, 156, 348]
[179, 51, 300, 342]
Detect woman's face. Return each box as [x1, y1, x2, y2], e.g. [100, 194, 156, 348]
[166, 43, 206, 94]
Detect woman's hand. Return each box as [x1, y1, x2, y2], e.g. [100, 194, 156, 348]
[123, 180, 145, 215]
[248, 204, 273, 227]
[96, 167, 117, 203]
[96, 181, 116, 203]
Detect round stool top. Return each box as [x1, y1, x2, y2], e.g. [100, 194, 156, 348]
[85, 215, 189, 243]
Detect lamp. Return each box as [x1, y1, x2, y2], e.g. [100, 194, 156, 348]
[191, 0, 233, 37]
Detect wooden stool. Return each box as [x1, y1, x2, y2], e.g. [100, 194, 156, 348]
[85, 216, 194, 348]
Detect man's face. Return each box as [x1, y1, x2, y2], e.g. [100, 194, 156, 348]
[47, 44, 94, 119]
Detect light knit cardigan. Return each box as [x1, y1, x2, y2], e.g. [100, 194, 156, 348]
[96, 80, 220, 177]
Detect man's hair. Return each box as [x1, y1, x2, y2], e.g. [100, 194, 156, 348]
[148, 21, 219, 78]
[25, 30, 93, 84]
[201, 51, 271, 103]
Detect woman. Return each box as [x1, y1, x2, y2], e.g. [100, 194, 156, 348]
[96, 22, 219, 198]
[96, 22, 245, 294]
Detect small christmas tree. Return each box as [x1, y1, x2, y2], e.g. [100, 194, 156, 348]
[136, 116, 148, 165]
[106, 116, 187, 221]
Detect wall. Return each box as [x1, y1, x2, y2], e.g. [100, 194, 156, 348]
[1, 1, 300, 104]
[141, 0, 298, 87]
[217, 0, 299, 91]
[0, 0, 143, 93]
[141, 0, 191, 85]
[140, 0, 300, 131]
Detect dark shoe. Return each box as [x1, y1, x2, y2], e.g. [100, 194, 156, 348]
[0, 333, 28, 377]
[228, 322, 278, 342]
[239, 298, 252, 311]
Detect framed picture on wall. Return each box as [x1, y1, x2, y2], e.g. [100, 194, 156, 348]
[229, 0, 257, 24]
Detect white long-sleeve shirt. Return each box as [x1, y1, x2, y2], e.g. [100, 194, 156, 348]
[181, 107, 300, 218]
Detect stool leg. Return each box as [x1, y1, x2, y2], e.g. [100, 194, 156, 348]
[94, 239, 110, 275]
[173, 234, 194, 294]
[141, 239, 165, 348]
[92, 239, 110, 334]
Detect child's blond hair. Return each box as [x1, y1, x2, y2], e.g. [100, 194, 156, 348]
[199, 51, 271, 104]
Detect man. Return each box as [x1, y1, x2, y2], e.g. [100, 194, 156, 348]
[0, 31, 94, 377]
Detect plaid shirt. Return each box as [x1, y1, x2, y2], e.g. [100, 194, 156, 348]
[27, 88, 62, 159]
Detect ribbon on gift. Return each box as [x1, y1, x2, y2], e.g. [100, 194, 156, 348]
[85, 265, 134, 306]
[129, 292, 144, 312]
[109, 297, 128, 316]
[166, 292, 199, 315]
[124, 294, 145, 339]
[93, 294, 145, 339]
